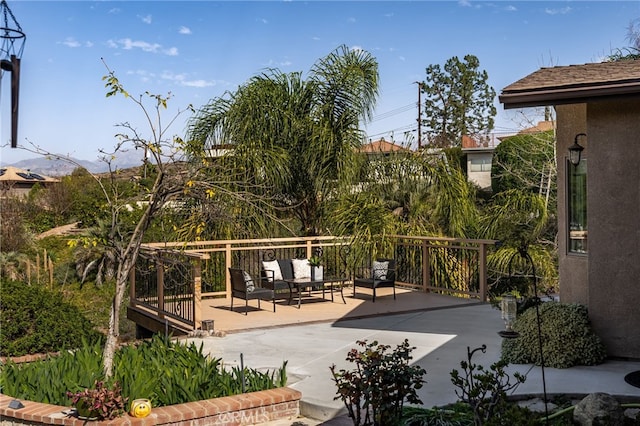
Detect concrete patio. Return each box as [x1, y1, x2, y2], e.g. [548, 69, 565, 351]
[186, 287, 640, 424]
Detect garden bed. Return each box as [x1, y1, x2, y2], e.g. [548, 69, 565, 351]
[0, 387, 301, 426]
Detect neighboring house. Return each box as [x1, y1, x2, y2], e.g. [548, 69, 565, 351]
[0, 166, 59, 198]
[500, 60, 640, 359]
[461, 135, 496, 191]
[358, 138, 411, 156]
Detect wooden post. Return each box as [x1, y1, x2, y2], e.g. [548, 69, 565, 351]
[225, 243, 232, 298]
[478, 243, 488, 302]
[422, 240, 431, 293]
[306, 238, 313, 259]
[193, 259, 202, 330]
[157, 258, 165, 319]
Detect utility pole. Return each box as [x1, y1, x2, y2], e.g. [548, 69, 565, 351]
[418, 83, 422, 149]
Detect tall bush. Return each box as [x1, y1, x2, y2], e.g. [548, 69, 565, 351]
[501, 302, 606, 368]
[0, 279, 103, 357]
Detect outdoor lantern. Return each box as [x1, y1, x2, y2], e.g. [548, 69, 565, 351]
[0, 0, 26, 148]
[498, 294, 519, 338]
[568, 133, 586, 166]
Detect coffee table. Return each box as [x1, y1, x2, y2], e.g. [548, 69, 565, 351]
[284, 277, 348, 308]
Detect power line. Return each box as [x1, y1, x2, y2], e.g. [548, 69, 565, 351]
[368, 102, 416, 123]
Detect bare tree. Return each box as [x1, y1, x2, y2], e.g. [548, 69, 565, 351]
[19, 67, 193, 377]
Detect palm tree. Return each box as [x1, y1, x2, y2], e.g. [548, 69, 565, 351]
[186, 45, 379, 236]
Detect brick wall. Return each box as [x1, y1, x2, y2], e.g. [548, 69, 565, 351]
[0, 387, 301, 426]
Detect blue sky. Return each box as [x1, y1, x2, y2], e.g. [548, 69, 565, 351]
[0, 1, 637, 164]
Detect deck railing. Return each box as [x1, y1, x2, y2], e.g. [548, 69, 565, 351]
[129, 235, 495, 331]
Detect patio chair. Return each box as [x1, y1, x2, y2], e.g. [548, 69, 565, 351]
[353, 258, 396, 302]
[229, 268, 276, 315]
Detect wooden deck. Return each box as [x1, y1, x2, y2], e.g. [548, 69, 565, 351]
[197, 286, 483, 334]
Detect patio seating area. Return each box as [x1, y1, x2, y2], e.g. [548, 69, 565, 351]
[129, 235, 495, 336]
[198, 286, 480, 334]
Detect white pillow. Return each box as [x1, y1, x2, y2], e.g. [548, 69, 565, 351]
[242, 271, 255, 292]
[292, 258, 311, 279]
[262, 260, 283, 282]
[372, 261, 389, 280]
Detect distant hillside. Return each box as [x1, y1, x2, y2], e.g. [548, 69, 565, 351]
[2, 153, 144, 177]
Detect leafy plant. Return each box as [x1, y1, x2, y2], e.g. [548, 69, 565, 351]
[450, 345, 526, 426]
[330, 339, 426, 426]
[66, 380, 128, 420]
[308, 255, 322, 267]
[0, 336, 287, 408]
[501, 302, 606, 368]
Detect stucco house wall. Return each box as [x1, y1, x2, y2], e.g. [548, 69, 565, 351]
[557, 99, 640, 359]
[500, 60, 640, 359]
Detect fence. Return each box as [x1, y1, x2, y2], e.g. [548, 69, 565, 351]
[129, 235, 495, 331]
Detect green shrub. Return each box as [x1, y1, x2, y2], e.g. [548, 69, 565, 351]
[0, 336, 288, 408]
[0, 279, 103, 357]
[330, 339, 426, 426]
[450, 345, 526, 425]
[501, 302, 606, 368]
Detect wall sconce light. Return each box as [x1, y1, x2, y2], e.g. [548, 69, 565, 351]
[569, 133, 586, 166]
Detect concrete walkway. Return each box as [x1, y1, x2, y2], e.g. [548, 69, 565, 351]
[186, 297, 640, 425]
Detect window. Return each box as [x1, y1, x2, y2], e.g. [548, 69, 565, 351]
[469, 157, 492, 172]
[568, 159, 587, 253]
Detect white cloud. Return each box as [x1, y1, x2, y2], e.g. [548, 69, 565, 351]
[140, 14, 152, 24]
[109, 38, 178, 56]
[127, 69, 156, 83]
[85, 41, 94, 48]
[61, 37, 81, 48]
[159, 71, 223, 88]
[458, 0, 471, 7]
[505, 5, 517, 12]
[348, 17, 356, 23]
[181, 79, 216, 88]
[545, 7, 572, 15]
[108, 8, 120, 14]
[164, 47, 179, 56]
[260, 18, 268, 24]
[120, 38, 161, 52]
[179, 26, 192, 35]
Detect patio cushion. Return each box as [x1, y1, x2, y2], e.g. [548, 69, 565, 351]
[242, 271, 255, 292]
[372, 260, 389, 280]
[262, 260, 283, 282]
[292, 258, 311, 279]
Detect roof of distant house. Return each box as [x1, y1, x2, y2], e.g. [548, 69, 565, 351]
[359, 138, 410, 153]
[519, 120, 556, 134]
[0, 166, 59, 183]
[500, 60, 640, 109]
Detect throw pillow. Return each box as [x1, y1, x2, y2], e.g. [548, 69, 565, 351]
[372, 261, 389, 280]
[292, 258, 311, 279]
[242, 271, 255, 292]
[262, 260, 283, 282]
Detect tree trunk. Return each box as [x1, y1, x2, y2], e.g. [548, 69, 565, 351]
[102, 172, 166, 378]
